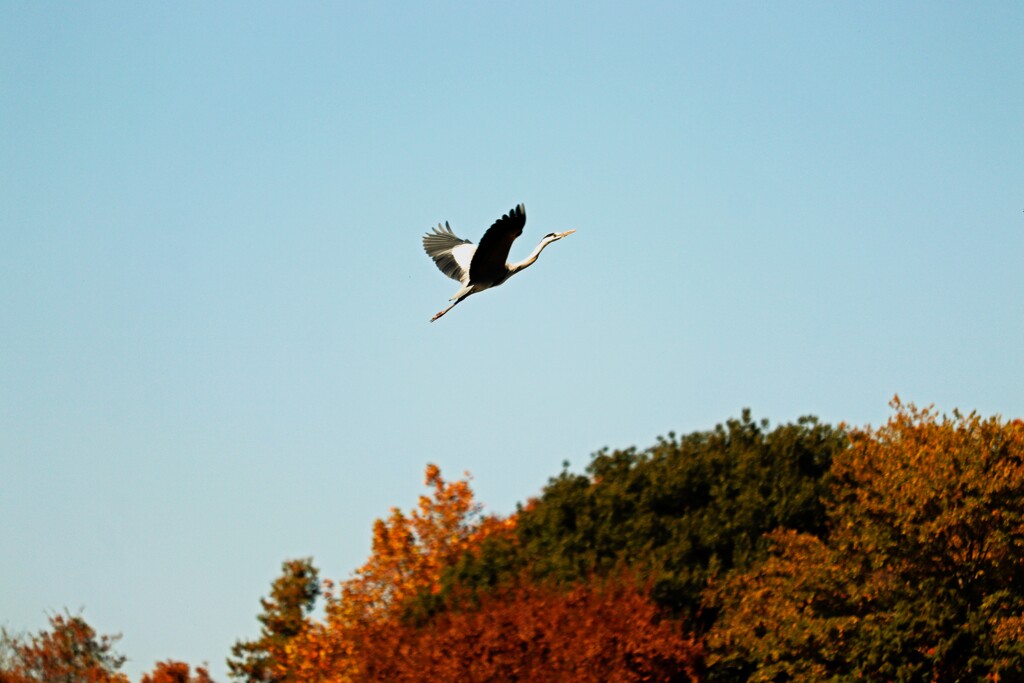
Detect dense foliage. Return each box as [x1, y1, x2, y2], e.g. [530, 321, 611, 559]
[706, 401, 1024, 680]
[6, 402, 1023, 682]
[356, 576, 702, 682]
[439, 411, 843, 621]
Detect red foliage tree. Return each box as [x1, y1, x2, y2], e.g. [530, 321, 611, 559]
[354, 575, 703, 682]
[140, 661, 216, 683]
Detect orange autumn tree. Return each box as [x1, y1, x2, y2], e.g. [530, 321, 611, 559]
[338, 463, 504, 618]
[707, 399, 1024, 681]
[0, 612, 128, 683]
[263, 464, 513, 682]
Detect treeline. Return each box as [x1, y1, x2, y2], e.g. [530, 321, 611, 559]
[0, 613, 213, 683]
[3, 400, 1023, 681]
[228, 400, 1024, 681]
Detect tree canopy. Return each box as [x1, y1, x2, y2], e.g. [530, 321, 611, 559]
[706, 400, 1024, 680]
[434, 411, 844, 622]
[0, 612, 128, 683]
[8, 402, 1024, 682]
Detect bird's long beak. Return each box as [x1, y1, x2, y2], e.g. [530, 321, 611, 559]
[556, 229, 576, 238]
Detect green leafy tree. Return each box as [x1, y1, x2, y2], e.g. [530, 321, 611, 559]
[228, 559, 320, 683]
[706, 401, 1024, 681]
[434, 411, 843, 622]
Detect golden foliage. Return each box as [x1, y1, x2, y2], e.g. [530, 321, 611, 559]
[707, 399, 1024, 680]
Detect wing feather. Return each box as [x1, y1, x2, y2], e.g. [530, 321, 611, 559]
[423, 222, 475, 282]
[470, 204, 526, 284]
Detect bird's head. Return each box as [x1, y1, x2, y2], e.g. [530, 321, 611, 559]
[543, 229, 576, 242]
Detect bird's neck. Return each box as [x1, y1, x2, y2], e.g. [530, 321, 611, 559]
[508, 238, 554, 274]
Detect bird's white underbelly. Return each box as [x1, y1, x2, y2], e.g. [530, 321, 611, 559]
[451, 244, 475, 279]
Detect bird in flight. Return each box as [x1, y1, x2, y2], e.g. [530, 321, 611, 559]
[422, 203, 576, 322]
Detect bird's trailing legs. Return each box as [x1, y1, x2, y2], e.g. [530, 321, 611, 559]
[431, 298, 462, 322]
[431, 285, 475, 322]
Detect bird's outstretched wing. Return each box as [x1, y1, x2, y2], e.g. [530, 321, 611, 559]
[470, 204, 526, 284]
[423, 222, 475, 283]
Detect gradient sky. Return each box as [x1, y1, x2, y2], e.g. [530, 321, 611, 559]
[2, 2, 1022, 680]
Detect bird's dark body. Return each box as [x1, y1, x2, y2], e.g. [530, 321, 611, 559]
[469, 204, 525, 285]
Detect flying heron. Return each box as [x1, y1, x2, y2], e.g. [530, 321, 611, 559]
[422, 203, 575, 322]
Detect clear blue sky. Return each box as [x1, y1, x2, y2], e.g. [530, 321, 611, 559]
[2, 2, 1021, 680]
